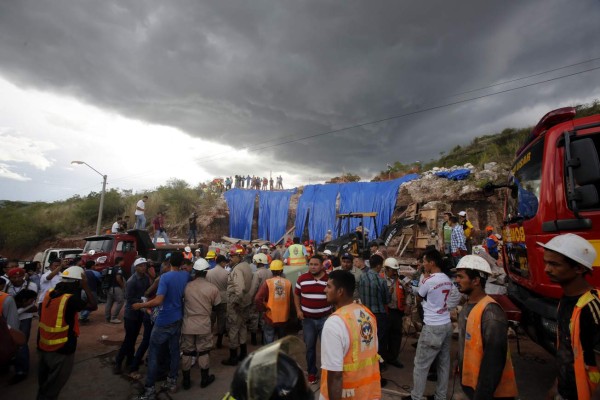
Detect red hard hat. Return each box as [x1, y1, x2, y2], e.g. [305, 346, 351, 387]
[304, 241, 309, 246]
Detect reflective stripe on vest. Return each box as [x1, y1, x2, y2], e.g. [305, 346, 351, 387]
[320, 303, 381, 399]
[288, 244, 306, 266]
[462, 295, 518, 397]
[265, 277, 291, 324]
[38, 291, 75, 351]
[569, 290, 600, 400]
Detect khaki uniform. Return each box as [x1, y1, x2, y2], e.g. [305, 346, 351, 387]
[206, 265, 229, 335]
[247, 267, 273, 333]
[181, 278, 221, 370]
[226, 262, 258, 349]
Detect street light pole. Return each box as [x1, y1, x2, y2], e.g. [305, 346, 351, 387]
[71, 161, 107, 236]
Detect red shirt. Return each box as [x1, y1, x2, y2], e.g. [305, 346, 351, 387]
[294, 272, 331, 319]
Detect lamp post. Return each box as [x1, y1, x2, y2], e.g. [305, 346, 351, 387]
[71, 161, 107, 236]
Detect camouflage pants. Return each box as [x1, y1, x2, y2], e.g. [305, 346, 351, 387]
[245, 304, 259, 333]
[180, 333, 212, 370]
[227, 303, 251, 349]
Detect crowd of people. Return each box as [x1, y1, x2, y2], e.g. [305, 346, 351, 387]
[224, 175, 284, 191]
[1, 223, 599, 399]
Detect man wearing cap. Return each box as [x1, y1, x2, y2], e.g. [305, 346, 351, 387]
[187, 212, 198, 245]
[323, 249, 333, 272]
[5, 267, 38, 384]
[254, 260, 292, 344]
[484, 226, 499, 260]
[539, 234, 600, 400]
[459, 211, 475, 253]
[205, 250, 217, 269]
[182, 246, 193, 262]
[37, 266, 97, 400]
[114, 258, 152, 375]
[335, 253, 362, 301]
[383, 257, 407, 369]
[207, 254, 229, 349]
[181, 258, 221, 390]
[454, 255, 518, 399]
[247, 253, 272, 346]
[222, 247, 256, 366]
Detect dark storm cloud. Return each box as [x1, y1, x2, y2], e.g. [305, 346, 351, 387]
[1, 0, 599, 178]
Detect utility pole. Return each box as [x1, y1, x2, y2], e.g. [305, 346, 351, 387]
[72, 161, 108, 235]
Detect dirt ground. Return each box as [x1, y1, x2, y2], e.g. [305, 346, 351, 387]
[1, 304, 555, 400]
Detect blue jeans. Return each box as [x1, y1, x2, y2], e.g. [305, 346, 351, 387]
[135, 214, 146, 230]
[263, 323, 285, 345]
[187, 228, 197, 244]
[15, 317, 32, 375]
[411, 322, 452, 400]
[302, 316, 327, 375]
[153, 230, 170, 245]
[145, 320, 181, 388]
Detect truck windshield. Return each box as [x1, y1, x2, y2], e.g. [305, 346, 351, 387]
[507, 138, 544, 221]
[83, 238, 114, 253]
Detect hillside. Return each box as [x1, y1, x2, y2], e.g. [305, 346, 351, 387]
[1, 100, 599, 259]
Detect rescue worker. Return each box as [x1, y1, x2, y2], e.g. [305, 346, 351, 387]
[284, 237, 308, 266]
[193, 249, 202, 262]
[182, 246, 193, 262]
[260, 245, 273, 263]
[383, 257, 406, 369]
[254, 260, 292, 344]
[321, 269, 381, 399]
[206, 254, 229, 349]
[37, 266, 97, 400]
[323, 249, 333, 272]
[181, 258, 220, 390]
[539, 234, 600, 400]
[222, 247, 257, 366]
[458, 211, 474, 253]
[249, 253, 272, 345]
[206, 250, 217, 269]
[454, 255, 518, 399]
[324, 229, 333, 243]
[484, 226, 499, 260]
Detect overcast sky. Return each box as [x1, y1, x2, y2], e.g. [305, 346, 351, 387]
[1, 1, 600, 202]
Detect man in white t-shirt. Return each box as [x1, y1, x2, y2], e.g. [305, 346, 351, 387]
[403, 248, 460, 400]
[320, 269, 381, 400]
[134, 195, 148, 229]
[38, 260, 66, 308]
[111, 217, 123, 233]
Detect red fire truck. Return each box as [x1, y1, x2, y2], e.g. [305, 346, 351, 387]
[495, 106, 600, 352]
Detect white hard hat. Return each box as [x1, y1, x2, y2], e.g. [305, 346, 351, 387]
[383, 257, 400, 270]
[260, 245, 269, 250]
[537, 233, 597, 270]
[323, 249, 333, 256]
[193, 258, 210, 272]
[61, 266, 84, 280]
[184, 246, 191, 253]
[458, 211, 467, 217]
[253, 253, 268, 265]
[455, 255, 492, 275]
[133, 258, 148, 268]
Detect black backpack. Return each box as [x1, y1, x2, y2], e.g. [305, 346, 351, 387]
[101, 266, 117, 289]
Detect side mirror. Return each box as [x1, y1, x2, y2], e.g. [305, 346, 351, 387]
[570, 138, 600, 185]
[574, 185, 599, 209]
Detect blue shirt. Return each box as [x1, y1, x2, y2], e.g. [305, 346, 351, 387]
[155, 270, 189, 327]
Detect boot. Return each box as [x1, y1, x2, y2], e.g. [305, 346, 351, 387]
[238, 344, 248, 361]
[182, 370, 191, 390]
[200, 368, 215, 388]
[221, 349, 238, 366]
[251, 332, 257, 346]
[216, 334, 223, 349]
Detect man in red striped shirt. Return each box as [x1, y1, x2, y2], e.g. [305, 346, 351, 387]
[294, 255, 332, 385]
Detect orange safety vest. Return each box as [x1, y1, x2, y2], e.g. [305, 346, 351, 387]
[321, 303, 381, 400]
[264, 277, 292, 324]
[183, 252, 193, 261]
[0, 291, 8, 316]
[462, 296, 518, 397]
[393, 279, 405, 312]
[38, 290, 80, 352]
[288, 244, 306, 266]
[565, 290, 600, 400]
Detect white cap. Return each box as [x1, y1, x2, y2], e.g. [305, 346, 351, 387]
[184, 246, 192, 253]
[383, 257, 400, 270]
[61, 266, 84, 280]
[537, 233, 597, 270]
[253, 253, 268, 265]
[323, 249, 333, 256]
[193, 258, 210, 271]
[454, 255, 492, 275]
[458, 211, 467, 217]
[133, 258, 148, 268]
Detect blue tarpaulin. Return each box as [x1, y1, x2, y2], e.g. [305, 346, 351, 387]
[338, 174, 419, 240]
[294, 184, 339, 243]
[258, 190, 296, 242]
[224, 189, 258, 240]
[435, 169, 471, 180]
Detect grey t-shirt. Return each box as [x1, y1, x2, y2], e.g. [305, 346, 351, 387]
[458, 300, 511, 400]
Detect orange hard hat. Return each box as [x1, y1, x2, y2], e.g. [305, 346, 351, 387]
[485, 226, 494, 231]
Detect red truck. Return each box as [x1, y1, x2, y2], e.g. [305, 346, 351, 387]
[493, 107, 600, 352]
[81, 229, 155, 276]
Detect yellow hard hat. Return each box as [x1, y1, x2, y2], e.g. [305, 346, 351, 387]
[206, 250, 216, 259]
[269, 260, 284, 271]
